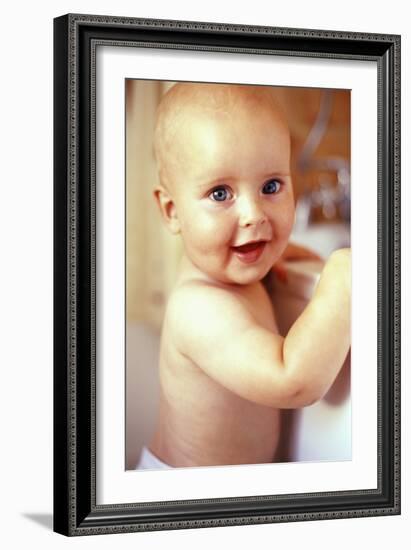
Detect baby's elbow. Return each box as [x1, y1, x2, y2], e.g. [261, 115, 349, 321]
[283, 379, 325, 409]
[298, 388, 323, 408]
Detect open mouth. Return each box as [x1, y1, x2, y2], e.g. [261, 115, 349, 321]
[231, 240, 267, 264]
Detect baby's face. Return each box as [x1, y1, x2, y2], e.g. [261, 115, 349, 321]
[162, 99, 295, 285]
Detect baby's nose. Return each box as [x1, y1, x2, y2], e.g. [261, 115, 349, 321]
[238, 197, 267, 227]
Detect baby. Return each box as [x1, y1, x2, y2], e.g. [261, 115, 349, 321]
[137, 82, 351, 469]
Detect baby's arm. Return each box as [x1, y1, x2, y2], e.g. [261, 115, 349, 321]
[168, 248, 351, 409]
[282, 248, 351, 405]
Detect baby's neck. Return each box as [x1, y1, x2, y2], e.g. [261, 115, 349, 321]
[177, 254, 262, 291]
[176, 254, 226, 287]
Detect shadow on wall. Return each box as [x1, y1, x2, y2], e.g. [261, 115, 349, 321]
[126, 323, 160, 470]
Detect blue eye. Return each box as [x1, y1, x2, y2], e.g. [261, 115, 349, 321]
[262, 179, 281, 194]
[210, 187, 231, 202]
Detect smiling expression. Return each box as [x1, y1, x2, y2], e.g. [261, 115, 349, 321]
[154, 84, 295, 286]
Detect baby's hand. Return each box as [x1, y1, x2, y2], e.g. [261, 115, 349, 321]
[322, 247, 351, 296]
[272, 242, 322, 283]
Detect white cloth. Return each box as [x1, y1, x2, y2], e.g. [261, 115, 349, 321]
[135, 446, 171, 470]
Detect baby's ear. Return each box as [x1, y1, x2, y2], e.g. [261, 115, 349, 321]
[153, 185, 181, 234]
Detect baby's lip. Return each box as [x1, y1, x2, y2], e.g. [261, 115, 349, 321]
[231, 239, 268, 264]
[231, 239, 269, 250]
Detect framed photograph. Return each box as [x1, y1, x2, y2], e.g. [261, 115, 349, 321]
[53, 14, 400, 536]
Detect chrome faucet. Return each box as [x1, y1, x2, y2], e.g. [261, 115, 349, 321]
[294, 90, 351, 231]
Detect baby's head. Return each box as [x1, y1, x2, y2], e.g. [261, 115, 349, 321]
[153, 82, 295, 285]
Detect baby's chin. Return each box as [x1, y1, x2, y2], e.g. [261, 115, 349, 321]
[185, 250, 278, 287]
[230, 268, 272, 286]
[205, 264, 273, 287]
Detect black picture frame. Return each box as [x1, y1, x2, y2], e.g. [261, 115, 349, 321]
[53, 13, 401, 536]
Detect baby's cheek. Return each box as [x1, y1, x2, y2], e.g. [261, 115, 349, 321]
[199, 214, 232, 244]
[277, 204, 295, 237]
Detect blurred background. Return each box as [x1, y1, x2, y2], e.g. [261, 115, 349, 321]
[126, 80, 351, 469]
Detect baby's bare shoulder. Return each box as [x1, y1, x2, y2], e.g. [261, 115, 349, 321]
[167, 280, 250, 320]
[164, 281, 255, 345]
